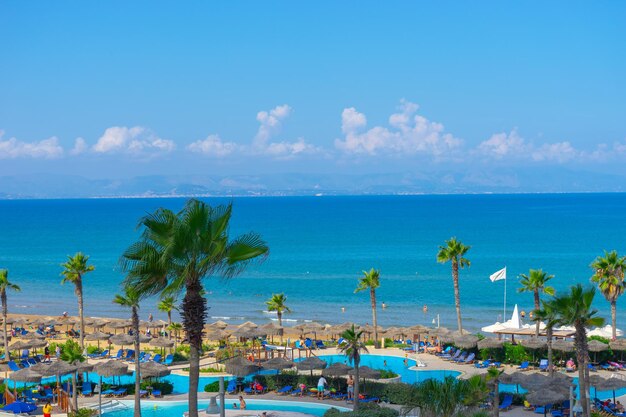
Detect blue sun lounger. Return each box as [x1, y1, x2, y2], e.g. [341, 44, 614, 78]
[518, 361, 529, 370]
[152, 354, 162, 363]
[163, 354, 174, 365]
[499, 395, 513, 410]
[277, 386, 292, 395]
[7, 361, 20, 371]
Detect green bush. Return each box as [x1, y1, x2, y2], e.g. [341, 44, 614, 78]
[379, 369, 398, 379]
[382, 383, 416, 405]
[86, 346, 101, 354]
[68, 409, 98, 417]
[503, 343, 530, 364]
[204, 381, 220, 392]
[324, 403, 398, 417]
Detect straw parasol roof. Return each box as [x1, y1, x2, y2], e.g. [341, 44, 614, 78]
[262, 357, 295, 371]
[296, 356, 327, 371]
[206, 329, 230, 340]
[430, 327, 451, 337]
[477, 338, 505, 350]
[521, 339, 547, 350]
[260, 322, 283, 335]
[9, 368, 42, 383]
[551, 340, 575, 352]
[21, 332, 45, 340]
[141, 361, 171, 378]
[30, 339, 47, 349]
[231, 327, 266, 339]
[526, 388, 569, 406]
[94, 360, 129, 377]
[37, 361, 77, 376]
[85, 331, 112, 341]
[109, 334, 134, 345]
[224, 356, 260, 377]
[610, 339, 626, 351]
[238, 321, 258, 329]
[138, 334, 152, 343]
[109, 321, 131, 329]
[149, 338, 175, 348]
[406, 325, 430, 335]
[454, 335, 479, 349]
[499, 372, 528, 386]
[73, 361, 95, 372]
[209, 320, 229, 329]
[348, 366, 381, 379]
[10, 340, 35, 350]
[588, 340, 609, 352]
[322, 362, 353, 377]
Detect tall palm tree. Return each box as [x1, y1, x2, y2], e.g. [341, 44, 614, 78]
[158, 296, 178, 340]
[60, 252, 95, 350]
[534, 300, 559, 375]
[486, 368, 503, 417]
[518, 269, 555, 337]
[265, 293, 290, 342]
[551, 284, 604, 417]
[591, 250, 626, 340]
[0, 269, 20, 360]
[60, 339, 84, 412]
[120, 199, 269, 417]
[436, 238, 471, 332]
[168, 322, 183, 353]
[338, 325, 368, 411]
[355, 268, 381, 347]
[113, 285, 144, 417]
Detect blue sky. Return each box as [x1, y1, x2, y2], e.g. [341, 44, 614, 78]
[1, 1, 626, 184]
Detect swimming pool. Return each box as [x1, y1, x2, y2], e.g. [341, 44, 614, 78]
[308, 354, 461, 384]
[104, 399, 351, 417]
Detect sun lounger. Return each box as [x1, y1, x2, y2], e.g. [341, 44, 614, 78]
[114, 388, 127, 397]
[475, 360, 490, 368]
[139, 390, 148, 398]
[446, 350, 462, 361]
[534, 404, 552, 414]
[20, 360, 30, 368]
[462, 353, 476, 364]
[163, 354, 174, 365]
[152, 390, 162, 397]
[499, 395, 513, 410]
[551, 409, 564, 417]
[518, 361, 529, 370]
[315, 340, 326, 349]
[539, 359, 549, 371]
[226, 380, 237, 394]
[277, 386, 292, 395]
[152, 354, 162, 363]
[7, 360, 20, 371]
[27, 358, 37, 366]
[102, 389, 115, 397]
[588, 363, 598, 372]
[82, 385, 93, 397]
[123, 350, 135, 361]
[141, 353, 152, 362]
[290, 388, 304, 396]
[113, 349, 124, 360]
[453, 352, 468, 363]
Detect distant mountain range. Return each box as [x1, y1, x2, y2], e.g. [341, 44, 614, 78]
[1, 168, 625, 199]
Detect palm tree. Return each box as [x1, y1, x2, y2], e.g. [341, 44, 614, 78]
[355, 268, 381, 348]
[60, 252, 95, 350]
[158, 296, 178, 340]
[338, 325, 368, 411]
[0, 269, 20, 360]
[591, 250, 626, 340]
[551, 284, 604, 417]
[168, 322, 183, 353]
[121, 199, 268, 417]
[60, 339, 84, 412]
[518, 269, 555, 337]
[113, 285, 144, 417]
[534, 300, 559, 375]
[436, 238, 471, 332]
[265, 293, 290, 342]
[486, 368, 503, 417]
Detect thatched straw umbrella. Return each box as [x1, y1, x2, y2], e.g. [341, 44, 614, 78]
[85, 331, 112, 350]
[140, 361, 171, 379]
[587, 340, 609, 363]
[109, 333, 134, 348]
[262, 357, 295, 375]
[589, 374, 626, 403]
[610, 339, 626, 360]
[10, 340, 34, 354]
[94, 360, 130, 415]
[551, 340, 575, 352]
[224, 356, 260, 377]
[108, 321, 131, 334]
[322, 362, 353, 377]
[206, 329, 229, 341]
[21, 332, 45, 340]
[526, 389, 569, 417]
[477, 338, 504, 350]
[295, 356, 327, 376]
[348, 366, 380, 379]
[454, 335, 479, 349]
[150, 337, 175, 356]
[209, 320, 229, 329]
[238, 321, 258, 329]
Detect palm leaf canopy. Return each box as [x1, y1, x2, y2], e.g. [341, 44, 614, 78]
[0, 270, 20, 292]
[355, 269, 380, 293]
[550, 284, 605, 329]
[591, 250, 626, 302]
[436, 237, 471, 267]
[518, 269, 555, 296]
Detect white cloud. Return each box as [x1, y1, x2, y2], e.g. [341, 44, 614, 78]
[0, 131, 64, 159]
[334, 100, 462, 156]
[187, 134, 239, 157]
[532, 142, 578, 162]
[264, 138, 319, 157]
[70, 137, 88, 155]
[477, 129, 529, 158]
[254, 104, 292, 146]
[93, 126, 175, 155]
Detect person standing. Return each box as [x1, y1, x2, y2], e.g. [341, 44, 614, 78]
[44, 344, 50, 363]
[317, 376, 327, 400]
[43, 401, 52, 417]
[347, 375, 354, 401]
[55, 345, 61, 360]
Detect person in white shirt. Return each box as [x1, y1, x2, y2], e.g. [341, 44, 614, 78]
[317, 376, 327, 400]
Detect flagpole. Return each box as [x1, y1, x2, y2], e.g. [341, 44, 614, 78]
[502, 266, 507, 322]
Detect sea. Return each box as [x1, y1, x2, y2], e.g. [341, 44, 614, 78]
[0, 194, 625, 332]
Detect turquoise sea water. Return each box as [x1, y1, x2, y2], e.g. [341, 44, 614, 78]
[1, 194, 625, 330]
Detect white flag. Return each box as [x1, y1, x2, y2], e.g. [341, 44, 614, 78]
[490, 267, 506, 282]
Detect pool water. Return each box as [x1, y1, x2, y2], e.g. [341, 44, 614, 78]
[310, 354, 461, 384]
[104, 399, 351, 417]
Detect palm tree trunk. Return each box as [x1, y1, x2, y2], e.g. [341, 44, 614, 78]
[611, 300, 617, 340]
[370, 289, 378, 348]
[76, 278, 85, 350]
[181, 278, 207, 417]
[493, 377, 499, 417]
[574, 323, 590, 417]
[278, 312, 283, 343]
[547, 327, 554, 375]
[2, 290, 8, 361]
[353, 359, 360, 411]
[133, 306, 142, 417]
[534, 290, 540, 337]
[72, 372, 78, 412]
[167, 311, 172, 340]
[452, 260, 463, 332]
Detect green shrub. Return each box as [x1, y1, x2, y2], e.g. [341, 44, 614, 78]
[68, 409, 98, 417]
[323, 403, 398, 417]
[86, 346, 101, 354]
[503, 343, 530, 364]
[379, 369, 398, 379]
[204, 381, 220, 392]
[382, 383, 415, 405]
